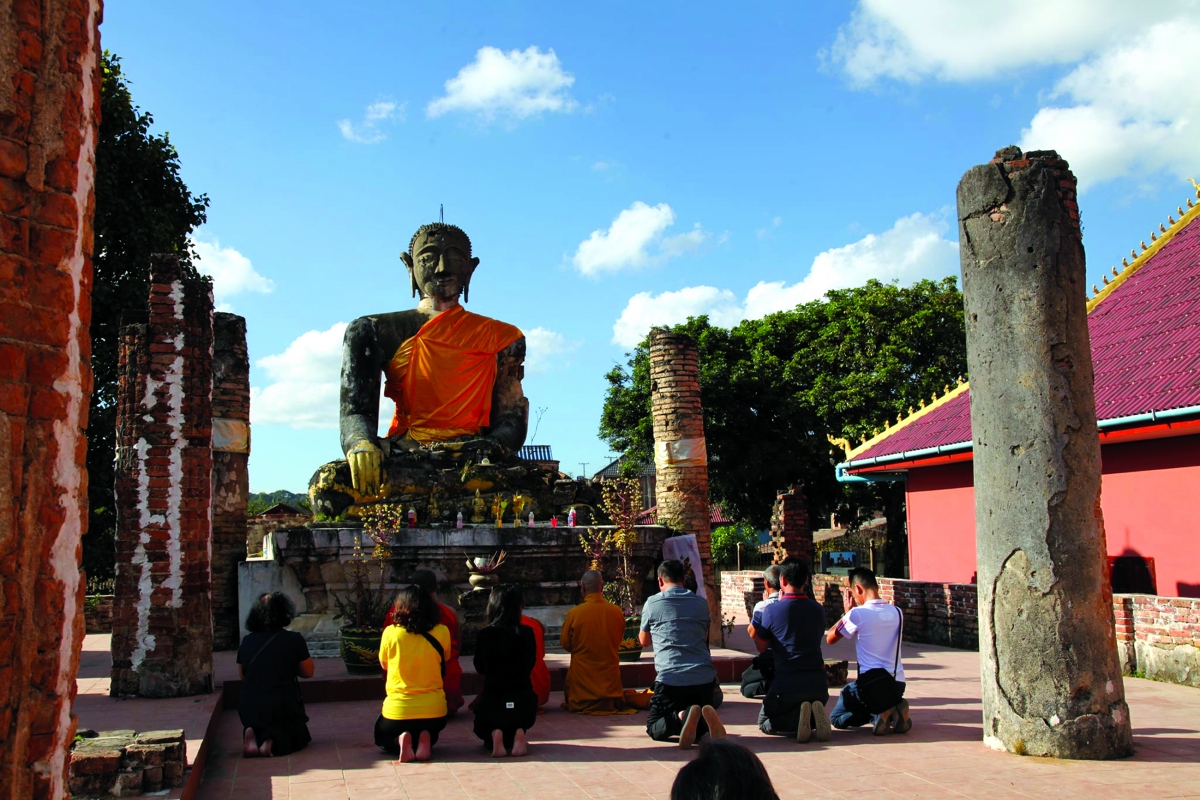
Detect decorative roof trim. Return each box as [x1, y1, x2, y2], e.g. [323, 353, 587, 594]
[838, 184, 1200, 467]
[1087, 185, 1200, 312]
[840, 378, 969, 462]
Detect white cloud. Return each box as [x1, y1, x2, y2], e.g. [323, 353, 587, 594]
[572, 202, 710, 276]
[338, 99, 405, 144]
[191, 236, 274, 307]
[524, 326, 580, 373]
[610, 212, 959, 347]
[427, 46, 577, 122]
[827, 0, 1179, 85]
[251, 323, 346, 429]
[1019, 19, 1200, 191]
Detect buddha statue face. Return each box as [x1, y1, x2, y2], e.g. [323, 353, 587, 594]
[401, 224, 480, 303]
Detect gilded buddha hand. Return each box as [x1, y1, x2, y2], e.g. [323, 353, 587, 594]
[347, 439, 383, 496]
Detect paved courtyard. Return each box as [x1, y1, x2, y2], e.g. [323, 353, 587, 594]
[192, 643, 1200, 800]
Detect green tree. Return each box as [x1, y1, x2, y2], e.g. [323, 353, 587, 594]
[710, 523, 760, 567]
[85, 53, 210, 581]
[599, 277, 967, 576]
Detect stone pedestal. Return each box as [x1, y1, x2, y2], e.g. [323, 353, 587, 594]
[958, 147, 1132, 759]
[648, 330, 721, 643]
[111, 256, 215, 698]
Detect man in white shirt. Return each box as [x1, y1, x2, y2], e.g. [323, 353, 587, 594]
[825, 567, 911, 735]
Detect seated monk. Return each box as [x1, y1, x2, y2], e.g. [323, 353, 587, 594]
[316, 222, 529, 509]
[560, 570, 631, 715]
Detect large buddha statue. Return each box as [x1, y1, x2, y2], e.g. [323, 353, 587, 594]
[309, 223, 534, 518]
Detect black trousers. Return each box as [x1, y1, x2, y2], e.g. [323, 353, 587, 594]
[373, 715, 447, 755]
[740, 655, 774, 699]
[472, 689, 538, 752]
[646, 680, 723, 742]
[757, 687, 830, 735]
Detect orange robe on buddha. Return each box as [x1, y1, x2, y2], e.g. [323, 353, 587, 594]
[383, 305, 523, 443]
[560, 593, 633, 714]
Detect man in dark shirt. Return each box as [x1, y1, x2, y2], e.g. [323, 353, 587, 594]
[749, 558, 830, 743]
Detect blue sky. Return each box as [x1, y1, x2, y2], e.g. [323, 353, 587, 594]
[100, 1, 1200, 493]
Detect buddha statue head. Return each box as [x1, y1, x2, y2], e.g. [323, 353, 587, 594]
[400, 223, 480, 305]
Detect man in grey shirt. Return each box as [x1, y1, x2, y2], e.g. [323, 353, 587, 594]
[639, 559, 724, 747]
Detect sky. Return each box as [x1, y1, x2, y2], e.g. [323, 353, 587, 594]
[100, 0, 1200, 493]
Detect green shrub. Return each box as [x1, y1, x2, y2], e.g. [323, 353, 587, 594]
[711, 523, 759, 567]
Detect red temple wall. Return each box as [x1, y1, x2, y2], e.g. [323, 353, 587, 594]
[903, 432, 1200, 598]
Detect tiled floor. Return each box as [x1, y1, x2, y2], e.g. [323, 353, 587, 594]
[194, 643, 1200, 800]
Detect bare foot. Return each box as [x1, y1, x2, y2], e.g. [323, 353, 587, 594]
[491, 729, 506, 758]
[511, 729, 529, 757]
[242, 728, 258, 758]
[398, 732, 416, 763]
[415, 731, 433, 761]
[258, 739, 273, 758]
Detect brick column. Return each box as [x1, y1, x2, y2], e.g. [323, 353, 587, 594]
[769, 485, 812, 565]
[648, 330, 720, 643]
[0, 2, 102, 797]
[111, 255, 215, 697]
[210, 313, 249, 650]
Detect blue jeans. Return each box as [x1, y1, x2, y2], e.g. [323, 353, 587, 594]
[829, 679, 906, 729]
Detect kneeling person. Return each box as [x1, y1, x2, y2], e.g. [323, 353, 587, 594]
[640, 559, 724, 748]
[740, 564, 782, 698]
[750, 558, 830, 742]
[825, 567, 911, 735]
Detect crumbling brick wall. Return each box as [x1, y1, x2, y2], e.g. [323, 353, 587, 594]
[211, 312, 249, 650]
[111, 255, 215, 697]
[0, 1, 103, 797]
[769, 485, 812, 564]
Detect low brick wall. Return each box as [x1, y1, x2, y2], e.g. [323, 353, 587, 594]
[722, 570, 980, 650]
[1114, 594, 1200, 688]
[69, 729, 187, 797]
[84, 595, 113, 634]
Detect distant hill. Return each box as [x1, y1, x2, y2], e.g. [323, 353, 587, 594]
[247, 490, 310, 516]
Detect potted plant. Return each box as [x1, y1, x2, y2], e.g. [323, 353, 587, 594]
[332, 505, 398, 675]
[599, 478, 646, 662]
[466, 550, 507, 590]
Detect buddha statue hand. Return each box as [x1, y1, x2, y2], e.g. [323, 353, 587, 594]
[347, 438, 383, 496]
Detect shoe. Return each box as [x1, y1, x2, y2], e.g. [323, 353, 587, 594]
[701, 705, 725, 740]
[812, 700, 832, 742]
[872, 706, 895, 736]
[796, 701, 813, 743]
[892, 700, 911, 734]
[679, 705, 701, 749]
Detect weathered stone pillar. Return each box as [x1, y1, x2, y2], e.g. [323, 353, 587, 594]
[958, 147, 1132, 759]
[770, 485, 812, 565]
[111, 255, 215, 697]
[649, 330, 720, 643]
[211, 313, 249, 650]
[0, 1, 102, 796]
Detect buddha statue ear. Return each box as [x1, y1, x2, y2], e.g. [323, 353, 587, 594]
[462, 256, 480, 304]
[400, 251, 420, 298]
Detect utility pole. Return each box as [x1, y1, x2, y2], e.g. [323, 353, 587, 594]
[579, 462, 589, 480]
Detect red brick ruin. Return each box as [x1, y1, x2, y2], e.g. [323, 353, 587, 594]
[0, 0, 103, 797]
[211, 314, 250, 651]
[648, 329, 721, 641]
[769, 485, 813, 565]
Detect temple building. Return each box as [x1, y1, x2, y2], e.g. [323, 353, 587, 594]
[836, 189, 1200, 598]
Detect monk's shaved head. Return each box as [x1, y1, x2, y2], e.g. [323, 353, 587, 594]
[581, 570, 604, 595]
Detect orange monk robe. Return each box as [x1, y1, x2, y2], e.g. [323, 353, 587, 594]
[521, 614, 551, 707]
[560, 593, 632, 714]
[383, 602, 464, 713]
[383, 305, 523, 443]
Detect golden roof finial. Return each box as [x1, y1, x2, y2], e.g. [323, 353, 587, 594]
[1111, 266, 1119, 276]
[943, 384, 950, 394]
[956, 375, 964, 385]
[1178, 207, 1185, 216]
[873, 428, 879, 437]
[1102, 275, 1109, 285]
[1092, 284, 1099, 294]
[827, 434, 853, 458]
[918, 398, 926, 409]
[908, 406, 914, 415]
[1168, 215, 1176, 225]
[1160, 223, 1167, 233]
[1122, 257, 1129, 267]
[884, 419, 890, 430]
[1151, 231, 1158, 241]
[1131, 248, 1138, 258]
[931, 390, 938, 403]
[860, 434, 867, 444]
[1141, 241, 1148, 251]
[897, 412, 903, 423]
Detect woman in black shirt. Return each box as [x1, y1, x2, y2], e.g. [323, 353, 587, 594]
[472, 585, 538, 757]
[237, 592, 314, 757]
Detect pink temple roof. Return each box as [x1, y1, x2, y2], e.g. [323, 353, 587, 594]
[847, 203, 1200, 467]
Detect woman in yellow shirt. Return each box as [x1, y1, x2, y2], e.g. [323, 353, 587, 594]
[374, 585, 451, 761]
